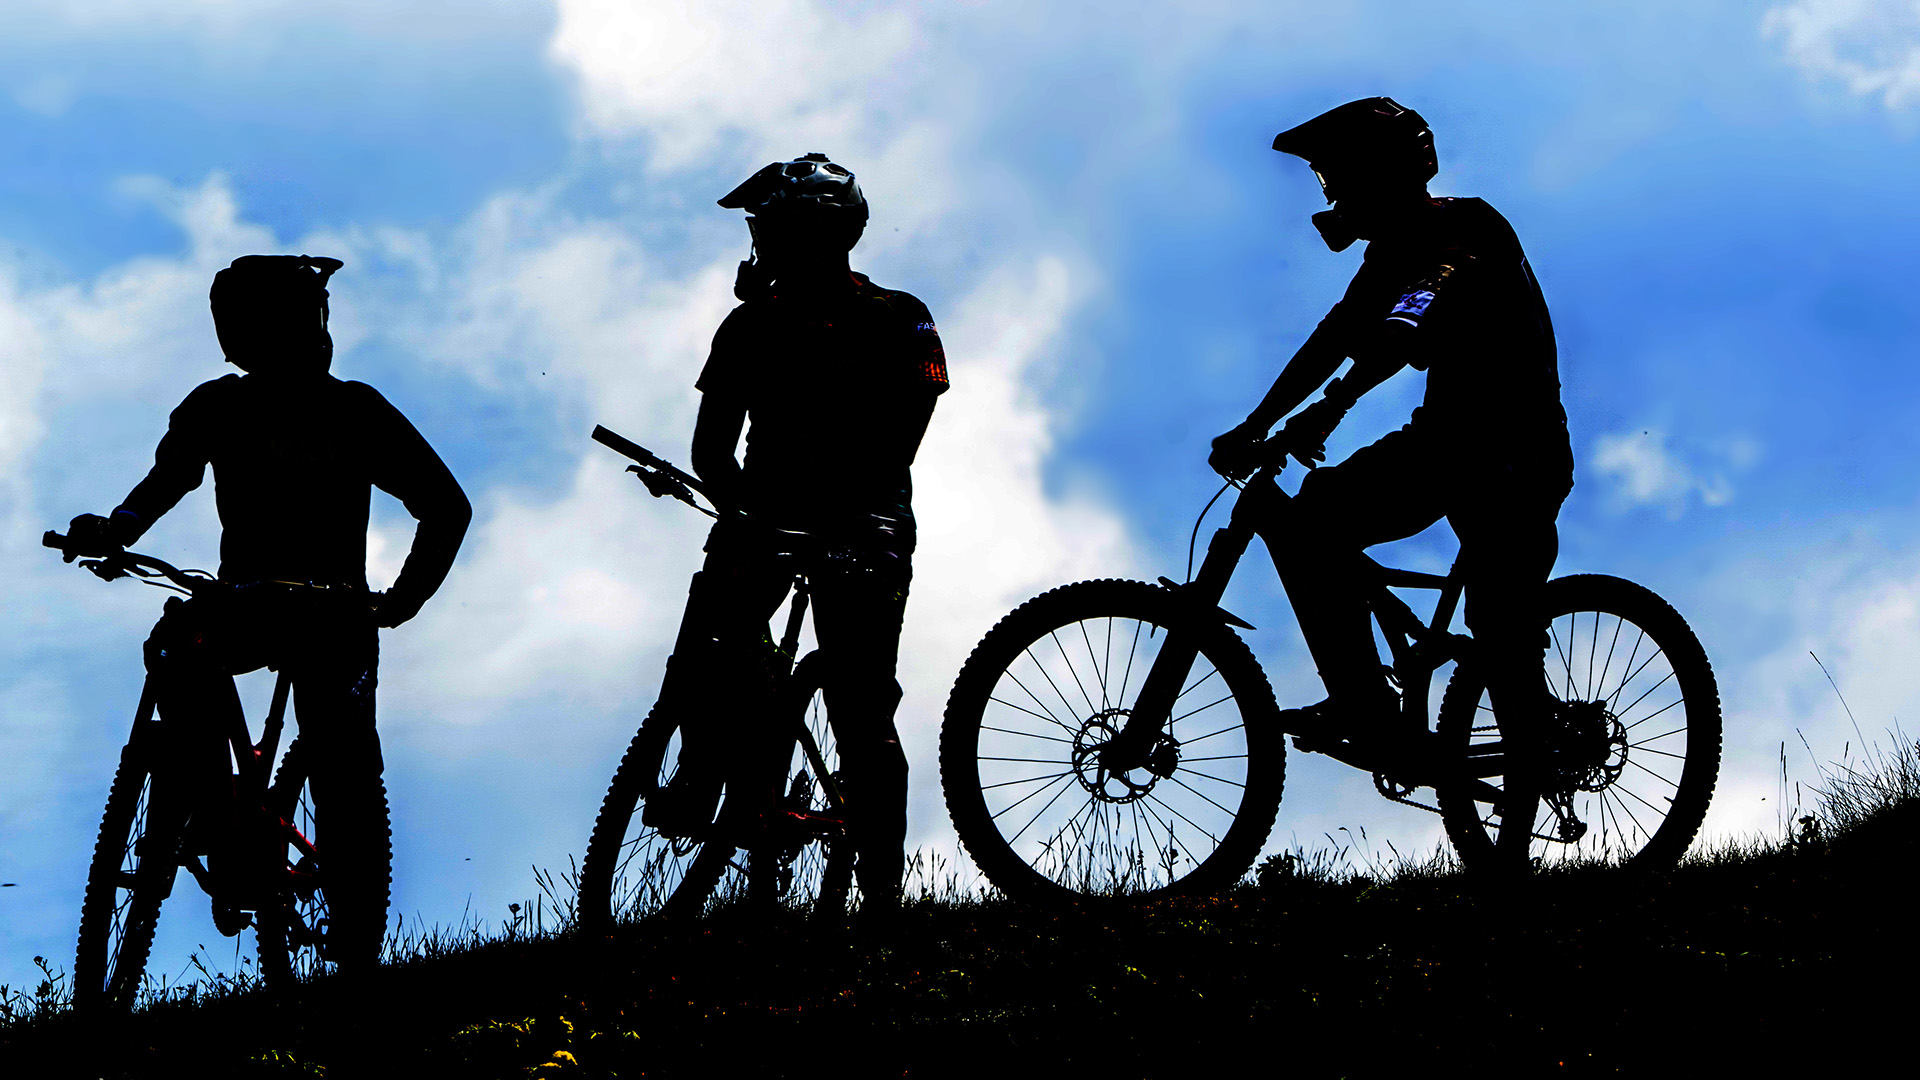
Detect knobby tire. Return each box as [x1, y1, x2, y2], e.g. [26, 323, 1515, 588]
[74, 738, 178, 1011]
[579, 706, 730, 929]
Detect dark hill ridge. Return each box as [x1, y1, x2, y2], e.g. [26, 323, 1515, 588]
[3, 803, 1914, 1078]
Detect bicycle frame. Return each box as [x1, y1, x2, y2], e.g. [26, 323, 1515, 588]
[170, 666, 314, 906]
[46, 533, 321, 914]
[1103, 455, 1498, 784]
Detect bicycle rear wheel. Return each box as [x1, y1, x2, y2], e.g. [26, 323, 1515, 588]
[1436, 574, 1722, 872]
[74, 730, 181, 1011]
[256, 739, 392, 985]
[579, 706, 733, 929]
[940, 579, 1284, 907]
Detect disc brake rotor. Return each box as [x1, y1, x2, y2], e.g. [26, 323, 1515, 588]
[1071, 709, 1180, 803]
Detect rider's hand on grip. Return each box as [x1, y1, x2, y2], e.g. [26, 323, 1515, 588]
[1280, 397, 1350, 469]
[63, 514, 122, 563]
[1209, 422, 1268, 481]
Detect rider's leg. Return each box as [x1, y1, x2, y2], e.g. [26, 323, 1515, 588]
[808, 559, 912, 914]
[1259, 429, 1445, 729]
[649, 528, 792, 832]
[1452, 470, 1569, 872]
[288, 595, 387, 969]
[143, 595, 254, 879]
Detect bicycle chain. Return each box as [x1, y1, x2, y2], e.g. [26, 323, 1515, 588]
[1372, 771, 1442, 815]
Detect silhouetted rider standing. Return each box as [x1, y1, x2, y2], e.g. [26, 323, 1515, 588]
[1210, 98, 1573, 789]
[648, 154, 948, 917]
[64, 254, 472, 967]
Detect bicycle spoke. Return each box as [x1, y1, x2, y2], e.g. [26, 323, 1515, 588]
[1621, 696, 1685, 730]
[1143, 789, 1225, 845]
[1614, 666, 1677, 722]
[1003, 669, 1080, 736]
[999, 772, 1080, 843]
[1160, 773, 1241, 821]
[1172, 767, 1247, 789]
[1115, 618, 1146, 710]
[1177, 664, 1223, 701]
[1050, 629, 1101, 718]
[981, 722, 1074, 744]
[1179, 721, 1247, 746]
[1621, 753, 1682, 791]
[1026, 643, 1092, 728]
[1075, 621, 1108, 713]
[1595, 614, 1626, 701]
[1626, 741, 1688, 763]
[981, 770, 1076, 792]
[1171, 692, 1235, 725]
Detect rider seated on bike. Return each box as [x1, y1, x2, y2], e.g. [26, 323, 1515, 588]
[63, 254, 471, 967]
[1209, 98, 1574, 783]
[643, 153, 948, 917]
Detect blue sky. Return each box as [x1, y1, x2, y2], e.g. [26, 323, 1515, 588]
[5, 0, 1919, 994]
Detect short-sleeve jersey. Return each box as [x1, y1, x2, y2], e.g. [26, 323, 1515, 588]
[696, 272, 949, 534]
[115, 372, 469, 597]
[1319, 198, 1570, 467]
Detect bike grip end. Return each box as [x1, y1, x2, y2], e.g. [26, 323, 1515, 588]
[43, 531, 65, 549]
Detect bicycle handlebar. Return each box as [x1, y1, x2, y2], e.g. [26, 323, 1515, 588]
[591, 426, 721, 518]
[43, 531, 215, 594]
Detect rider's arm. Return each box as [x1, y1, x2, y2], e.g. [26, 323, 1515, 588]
[690, 394, 747, 510]
[1240, 307, 1352, 432]
[882, 295, 950, 464]
[109, 381, 224, 545]
[362, 386, 472, 628]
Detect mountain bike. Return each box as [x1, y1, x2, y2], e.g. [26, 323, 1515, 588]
[46, 531, 390, 1009]
[576, 427, 855, 929]
[939, 438, 1721, 906]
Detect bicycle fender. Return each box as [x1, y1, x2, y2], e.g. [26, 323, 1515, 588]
[1156, 576, 1256, 630]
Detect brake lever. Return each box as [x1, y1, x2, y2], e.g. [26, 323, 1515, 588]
[80, 558, 131, 582]
[627, 464, 695, 504]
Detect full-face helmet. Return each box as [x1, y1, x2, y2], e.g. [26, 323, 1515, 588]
[1271, 97, 1437, 203]
[718, 153, 868, 253]
[209, 254, 343, 373]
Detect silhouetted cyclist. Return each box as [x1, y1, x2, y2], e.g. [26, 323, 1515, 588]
[645, 153, 948, 918]
[63, 254, 471, 966]
[1209, 98, 1573, 790]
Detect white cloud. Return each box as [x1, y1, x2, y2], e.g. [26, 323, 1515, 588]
[549, 0, 919, 167]
[0, 274, 50, 495]
[1764, 0, 1920, 110]
[1700, 529, 1920, 842]
[1590, 429, 1760, 519]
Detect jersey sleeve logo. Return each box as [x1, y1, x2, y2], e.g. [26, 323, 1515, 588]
[1386, 289, 1436, 326]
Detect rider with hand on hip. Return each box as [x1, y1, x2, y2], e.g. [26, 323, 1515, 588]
[644, 153, 949, 918]
[1209, 98, 1573, 781]
[63, 254, 471, 967]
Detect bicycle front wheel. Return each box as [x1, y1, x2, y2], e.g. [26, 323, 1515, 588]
[257, 739, 392, 985]
[74, 733, 180, 1011]
[1436, 574, 1722, 872]
[940, 579, 1284, 907]
[578, 706, 732, 929]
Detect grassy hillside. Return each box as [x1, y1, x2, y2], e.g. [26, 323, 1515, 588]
[6, 742, 1916, 1078]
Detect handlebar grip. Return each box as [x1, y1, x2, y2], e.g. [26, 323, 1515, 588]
[43, 531, 66, 549]
[591, 425, 653, 465]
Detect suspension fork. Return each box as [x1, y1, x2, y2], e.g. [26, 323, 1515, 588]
[1101, 478, 1272, 771]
